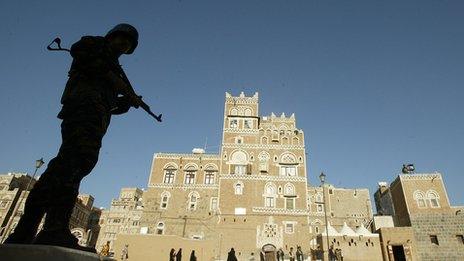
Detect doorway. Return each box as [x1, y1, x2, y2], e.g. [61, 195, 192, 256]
[262, 244, 277, 261]
[392, 245, 406, 261]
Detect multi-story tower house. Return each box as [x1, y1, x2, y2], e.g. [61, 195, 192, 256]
[96, 188, 143, 253]
[140, 92, 312, 258]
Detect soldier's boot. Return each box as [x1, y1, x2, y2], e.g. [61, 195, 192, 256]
[33, 186, 96, 253]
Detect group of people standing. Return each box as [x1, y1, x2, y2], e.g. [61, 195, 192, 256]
[226, 246, 305, 261]
[276, 246, 304, 261]
[169, 248, 197, 261]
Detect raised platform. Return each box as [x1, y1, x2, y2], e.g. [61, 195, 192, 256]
[0, 244, 114, 261]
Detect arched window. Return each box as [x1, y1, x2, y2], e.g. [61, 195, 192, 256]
[156, 222, 165, 234]
[204, 166, 217, 185]
[163, 165, 176, 184]
[231, 151, 248, 175]
[160, 191, 170, 209]
[427, 190, 440, 208]
[184, 166, 197, 184]
[413, 190, 427, 208]
[188, 192, 200, 211]
[244, 108, 252, 116]
[235, 182, 243, 195]
[264, 183, 277, 208]
[230, 108, 238, 115]
[284, 183, 295, 196]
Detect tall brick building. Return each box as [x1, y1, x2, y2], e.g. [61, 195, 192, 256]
[114, 92, 375, 260]
[375, 173, 464, 260]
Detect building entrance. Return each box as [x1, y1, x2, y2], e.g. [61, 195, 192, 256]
[262, 244, 277, 261]
[392, 245, 406, 261]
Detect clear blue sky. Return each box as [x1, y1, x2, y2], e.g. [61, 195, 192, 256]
[1, 0, 463, 208]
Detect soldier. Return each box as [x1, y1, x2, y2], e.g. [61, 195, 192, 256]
[5, 24, 142, 251]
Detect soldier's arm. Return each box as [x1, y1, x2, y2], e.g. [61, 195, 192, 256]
[106, 71, 142, 108]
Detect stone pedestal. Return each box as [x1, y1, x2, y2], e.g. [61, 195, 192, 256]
[0, 244, 114, 261]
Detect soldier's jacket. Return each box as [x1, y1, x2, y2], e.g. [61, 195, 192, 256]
[58, 36, 125, 119]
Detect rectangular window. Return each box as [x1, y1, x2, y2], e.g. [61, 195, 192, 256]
[280, 166, 296, 176]
[417, 199, 426, 208]
[234, 165, 246, 175]
[235, 207, 246, 215]
[285, 223, 294, 234]
[317, 204, 323, 213]
[229, 119, 238, 128]
[210, 198, 218, 211]
[265, 197, 275, 208]
[457, 235, 464, 244]
[163, 170, 175, 183]
[204, 172, 215, 184]
[430, 235, 439, 245]
[430, 198, 439, 208]
[244, 120, 252, 129]
[259, 162, 268, 172]
[184, 172, 195, 184]
[285, 197, 295, 210]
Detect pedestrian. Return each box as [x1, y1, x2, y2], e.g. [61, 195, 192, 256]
[4, 23, 142, 251]
[296, 245, 303, 261]
[170, 248, 176, 261]
[289, 247, 295, 261]
[100, 241, 110, 256]
[120, 244, 129, 261]
[335, 248, 343, 261]
[227, 248, 238, 261]
[190, 250, 197, 261]
[176, 248, 182, 261]
[277, 248, 284, 261]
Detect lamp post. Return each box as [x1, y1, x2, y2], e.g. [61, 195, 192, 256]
[1, 158, 44, 242]
[24, 158, 45, 193]
[319, 172, 331, 261]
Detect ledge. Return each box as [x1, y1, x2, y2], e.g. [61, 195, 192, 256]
[0, 244, 113, 261]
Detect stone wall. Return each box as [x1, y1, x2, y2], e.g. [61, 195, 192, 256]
[409, 213, 464, 261]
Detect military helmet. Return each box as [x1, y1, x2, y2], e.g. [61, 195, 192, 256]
[105, 23, 139, 54]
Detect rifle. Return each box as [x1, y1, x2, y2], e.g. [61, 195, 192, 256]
[47, 37, 162, 122]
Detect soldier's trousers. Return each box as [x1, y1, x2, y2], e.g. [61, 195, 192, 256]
[9, 102, 111, 242]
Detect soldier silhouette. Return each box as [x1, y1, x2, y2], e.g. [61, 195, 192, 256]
[5, 24, 142, 251]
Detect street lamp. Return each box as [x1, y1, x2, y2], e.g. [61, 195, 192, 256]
[1, 158, 45, 242]
[319, 172, 330, 261]
[25, 158, 45, 192]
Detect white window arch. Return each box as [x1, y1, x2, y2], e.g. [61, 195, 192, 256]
[413, 190, 427, 208]
[426, 190, 440, 208]
[163, 165, 177, 184]
[244, 108, 252, 116]
[188, 191, 200, 211]
[230, 108, 238, 115]
[160, 191, 171, 209]
[284, 183, 296, 196]
[231, 150, 248, 164]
